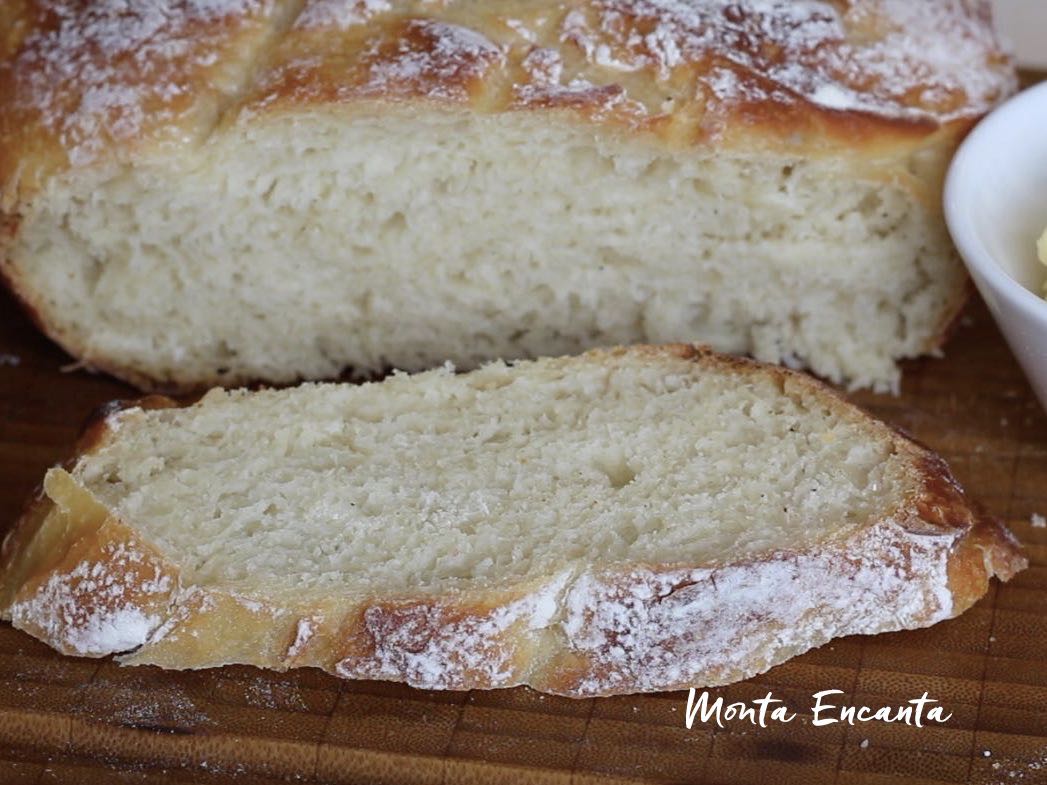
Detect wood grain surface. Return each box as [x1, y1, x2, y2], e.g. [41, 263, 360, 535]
[1, 73, 1046, 785]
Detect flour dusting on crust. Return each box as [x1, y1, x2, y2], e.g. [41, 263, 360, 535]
[1, 0, 1015, 189]
[360, 19, 505, 100]
[336, 572, 573, 689]
[558, 520, 956, 695]
[558, 0, 1013, 121]
[9, 540, 172, 656]
[328, 520, 958, 695]
[286, 615, 319, 659]
[6, 0, 275, 167]
[294, 0, 393, 30]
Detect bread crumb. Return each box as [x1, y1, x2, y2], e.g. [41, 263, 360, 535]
[1031, 513, 1046, 528]
[60, 358, 91, 373]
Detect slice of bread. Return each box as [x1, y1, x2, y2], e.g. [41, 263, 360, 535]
[0, 1, 1016, 392]
[0, 346, 1025, 696]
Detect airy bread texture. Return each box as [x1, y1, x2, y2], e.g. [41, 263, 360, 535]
[0, 0, 1016, 392]
[0, 346, 1025, 696]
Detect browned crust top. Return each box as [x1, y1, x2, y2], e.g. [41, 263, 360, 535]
[0, 0, 1016, 203]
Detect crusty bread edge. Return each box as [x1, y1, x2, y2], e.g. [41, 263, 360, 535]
[0, 345, 1026, 697]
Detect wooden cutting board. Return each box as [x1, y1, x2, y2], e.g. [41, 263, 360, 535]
[1, 75, 1046, 785]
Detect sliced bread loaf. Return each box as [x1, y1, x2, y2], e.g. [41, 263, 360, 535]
[0, 346, 1025, 696]
[0, 1, 1016, 392]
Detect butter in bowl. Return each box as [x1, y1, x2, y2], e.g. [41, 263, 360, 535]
[945, 79, 1047, 409]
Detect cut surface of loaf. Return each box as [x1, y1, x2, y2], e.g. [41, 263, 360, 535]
[0, 0, 1016, 392]
[0, 346, 1025, 696]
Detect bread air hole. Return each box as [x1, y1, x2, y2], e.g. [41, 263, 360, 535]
[592, 450, 637, 490]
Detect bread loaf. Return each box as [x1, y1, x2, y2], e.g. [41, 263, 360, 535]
[0, 345, 1025, 696]
[0, 0, 1016, 392]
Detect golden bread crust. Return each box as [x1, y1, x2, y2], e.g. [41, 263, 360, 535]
[0, 345, 1026, 696]
[0, 0, 295, 205]
[0, 0, 1016, 203]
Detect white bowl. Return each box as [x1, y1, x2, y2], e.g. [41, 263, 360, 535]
[945, 81, 1047, 409]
